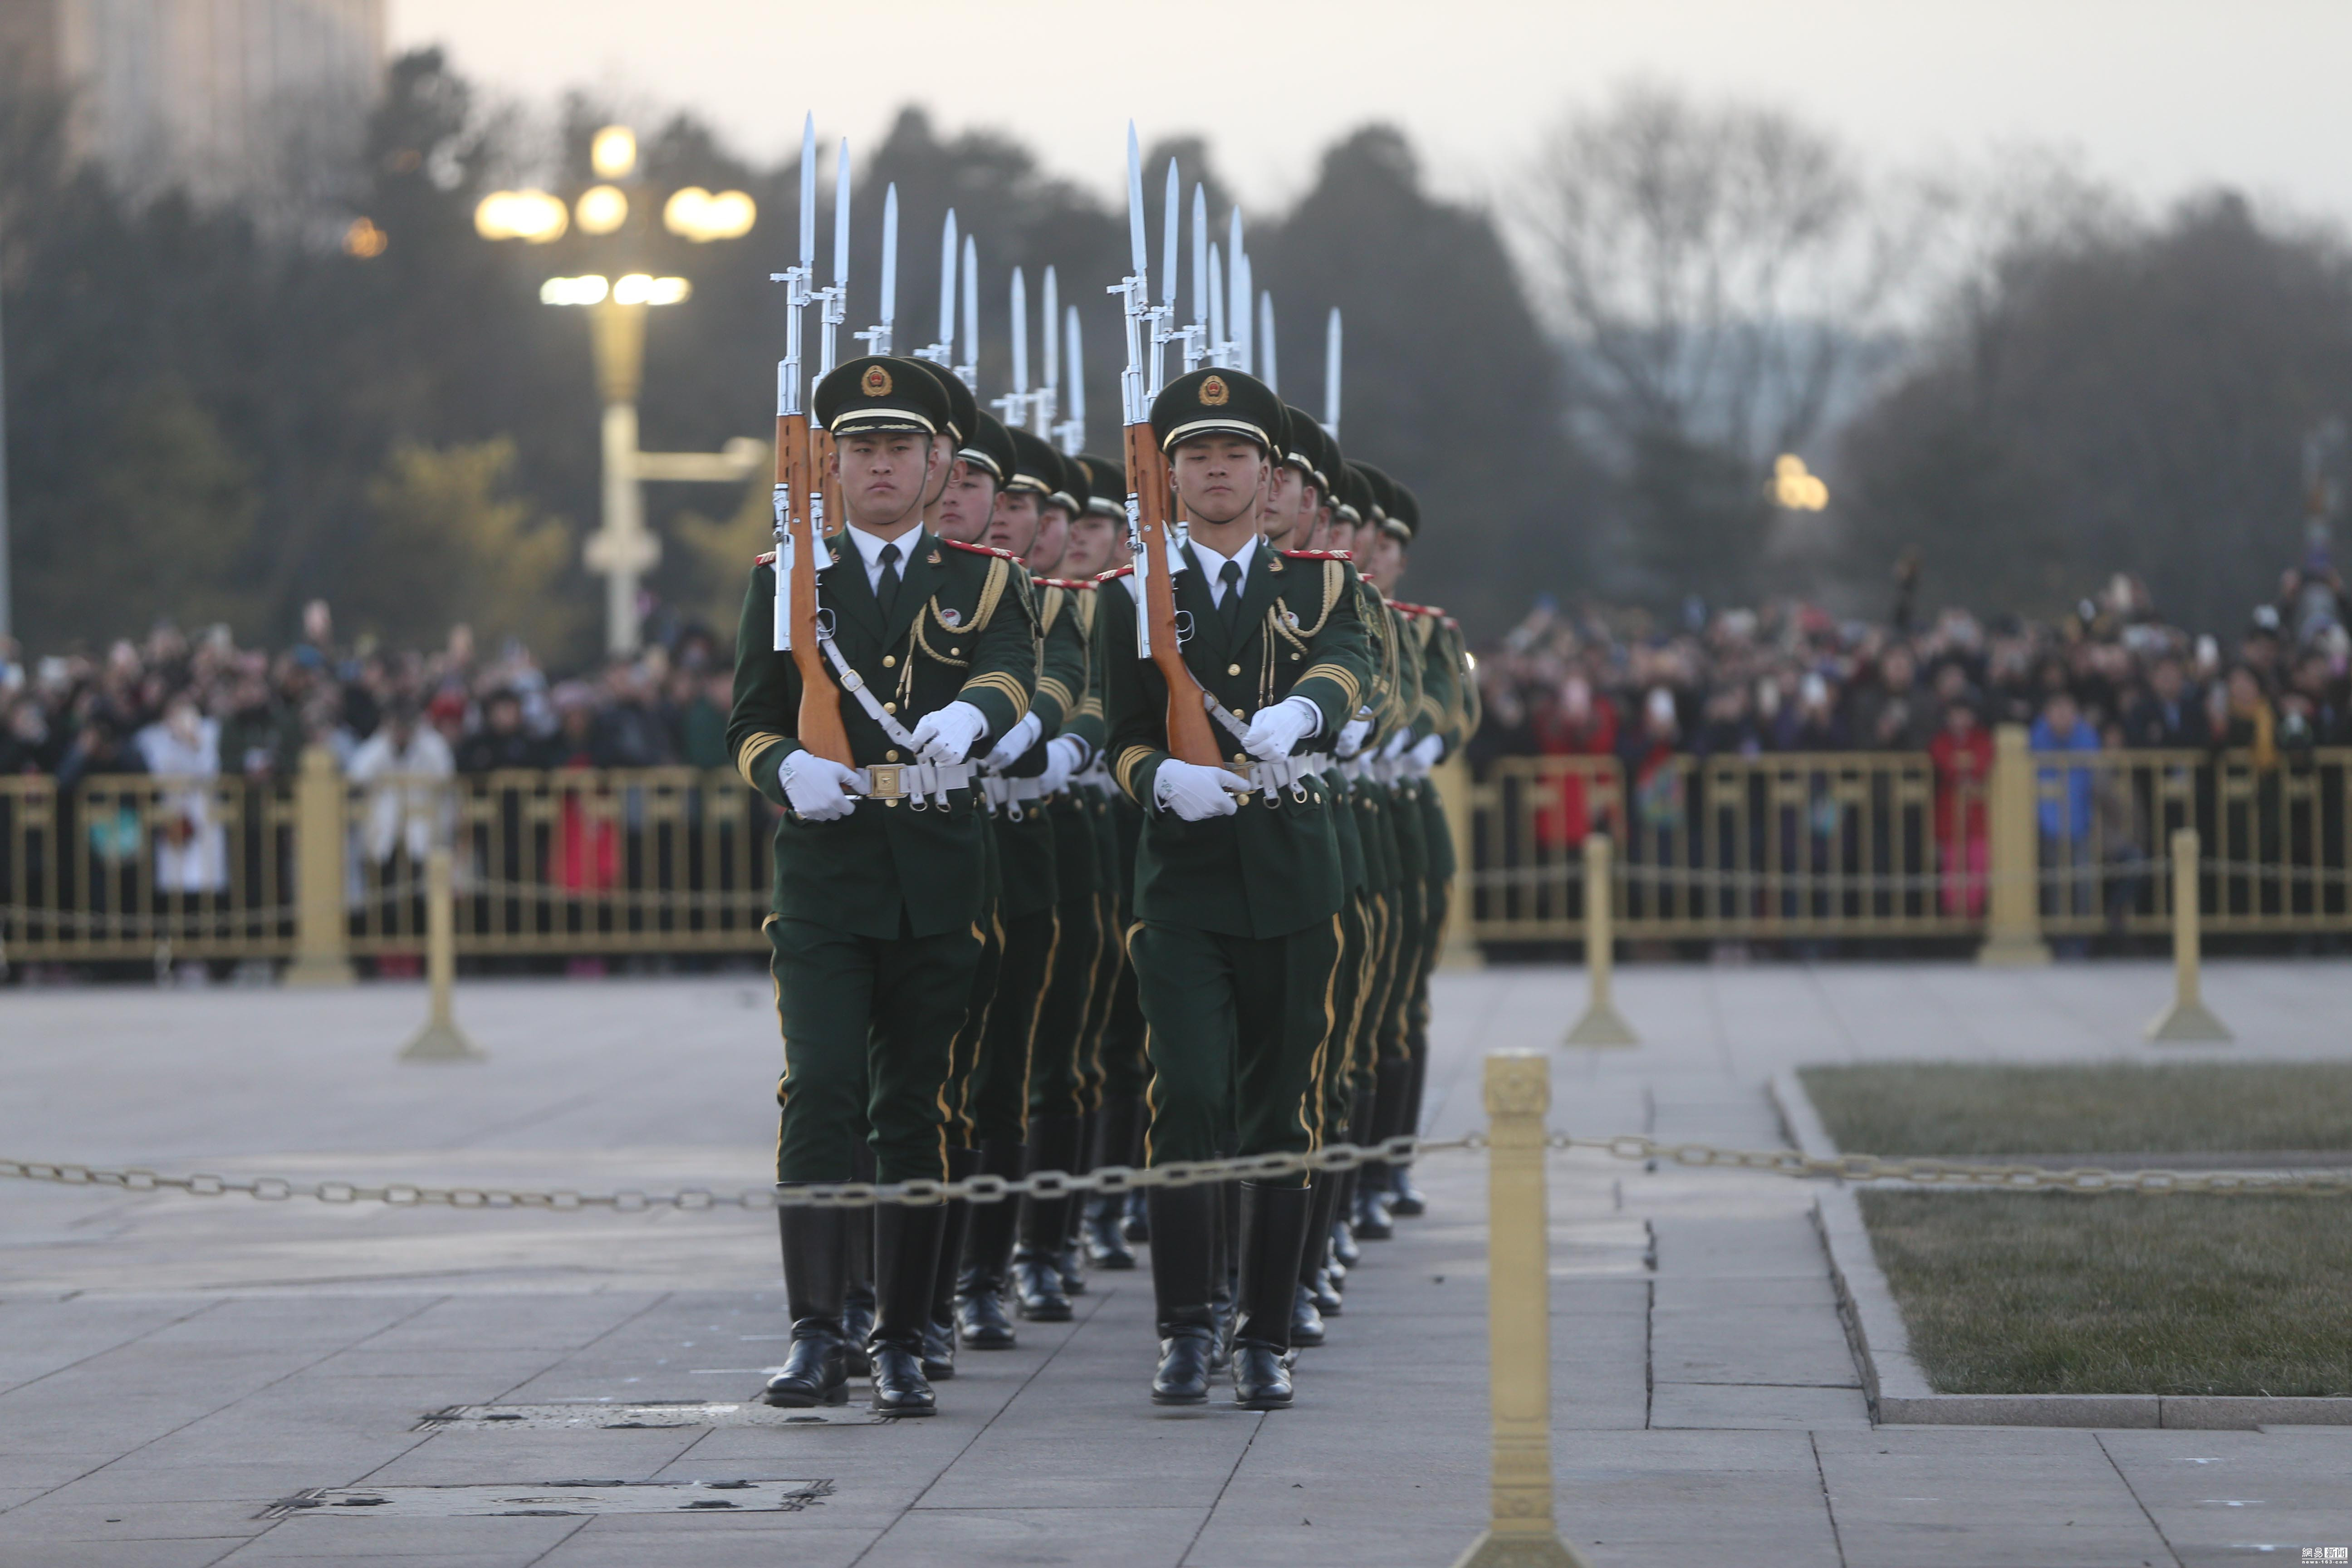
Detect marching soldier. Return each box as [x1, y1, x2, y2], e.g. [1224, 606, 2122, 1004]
[1100, 368, 1372, 1409]
[1069, 452, 1151, 1271]
[951, 425, 1077, 1347]
[731, 354, 1039, 1416]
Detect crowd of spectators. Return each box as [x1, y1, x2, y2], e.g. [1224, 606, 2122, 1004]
[0, 601, 737, 793]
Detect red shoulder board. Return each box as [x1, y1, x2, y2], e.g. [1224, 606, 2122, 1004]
[754, 551, 777, 566]
[1096, 565, 1134, 581]
[1040, 577, 1095, 591]
[944, 538, 1018, 559]
[1280, 549, 1352, 561]
[1443, 617, 1460, 632]
[1392, 600, 1445, 618]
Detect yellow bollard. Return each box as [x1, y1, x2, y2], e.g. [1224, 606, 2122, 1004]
[1976, 723, 2052, 966]
[2147, 827, 2231, 1043]
[1563, 834, 1637, 1046]
[400, 848, 485, 1063]
[1453, 1054, 1592, 1568]
[282, 746, 354, 987]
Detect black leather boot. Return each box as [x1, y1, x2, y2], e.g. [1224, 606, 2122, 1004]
[1355, 1064, 1408, 1241]
[841, 1144, 877, 1375]
[1299, 1174, 1344, 1318]
[1207, 1179, 1236, 1370]
[1232, 1182, 1313, 1409]
[1058, 1108, 1094, 1294]
[1083, 1095, 1141, 1269]
[923, 1147, 978, 1382]
[1147, 1185, 1217, 1406]
[1388, 1049, 1430, 1216]
[953, 1140, 1022, 1349]
[868, 1203, 946, 1416]
[762, 1205, 848, 1408]
[1011, 1114, 1081, 1321]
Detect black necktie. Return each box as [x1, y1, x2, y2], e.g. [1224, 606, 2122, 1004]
[1218, 559, 1244, 640]
[875, 542, 902, 621]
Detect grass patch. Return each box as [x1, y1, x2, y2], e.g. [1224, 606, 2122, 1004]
[1801, 1062, 2352, 1157]
[1860, 1191, 2352, 1396]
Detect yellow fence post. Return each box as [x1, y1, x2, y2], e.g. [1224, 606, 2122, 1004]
[1563, 833, 1637, 1046]
[1437, 753, 1483, 971]
[1976, 723, 2051, 966]
[401, 848, 485, 1063]
[1454, 1053, 1591, 1568]
[2147, 827, 2231, 1043]
[281, 745, 353, 987]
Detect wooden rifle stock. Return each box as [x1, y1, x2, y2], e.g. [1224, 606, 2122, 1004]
[1124, 422, 1223, 767]
[776, 412, 853, 766]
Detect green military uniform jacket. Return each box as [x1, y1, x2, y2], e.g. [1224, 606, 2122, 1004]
[989, 570, 1089, 916]
[1039, 579, 1107, 903]
[1100, 542, 1372, 939]
[729, 529, 1039, 940]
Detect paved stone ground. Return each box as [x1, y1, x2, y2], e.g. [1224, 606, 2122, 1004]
[2, 958, 2349, 1566]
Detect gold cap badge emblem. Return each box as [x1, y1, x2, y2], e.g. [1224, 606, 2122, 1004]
[1199, 374, 1229, 407]
[862, 365, 893, 397]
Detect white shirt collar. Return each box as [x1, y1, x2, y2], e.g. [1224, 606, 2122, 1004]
[844, 523, 921, 570]
[1187, 532, 1259, 596]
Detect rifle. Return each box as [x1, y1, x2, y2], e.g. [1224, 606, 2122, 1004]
[769, 115, 852, 767]
[1113, 124, 1222, 769]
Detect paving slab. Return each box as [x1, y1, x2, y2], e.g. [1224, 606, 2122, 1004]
[6, 961, 2352, 1564]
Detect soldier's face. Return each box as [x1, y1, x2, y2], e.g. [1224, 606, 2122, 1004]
[1061, 512, 1118, 578]
[1368, 533, 1405, 591]
[989, 489, 1044, 557]
[934, 459, 998, 544]
[1029, 504, 1072, 574]
[1171, 436, 1268, 527]
[1261, 465, 1307, 544]
[833, 433, 933, 529]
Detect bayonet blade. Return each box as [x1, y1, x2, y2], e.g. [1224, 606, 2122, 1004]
[1042, 267, 1059, 393]
[832, 139, 850, 285]
[1206, 241, 1223, 366]
[1124, 123, 1148, 278]
[1010, 266, 1029, 394]
[797, 114, 815, 267]
[1190, 185, 1207, 328]
[938, 210, 957, 349]
[1259, 292, 1277, 394]
[1233, 249, 1252, 376]
[1065, 305, 1085, 447]
[1161, 159, 1179, 308]
[1323, 307, 1342, 437]
[879, 183, 898, 333]
[960, 234, 979, 385]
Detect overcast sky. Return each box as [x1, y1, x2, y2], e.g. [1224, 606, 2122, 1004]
[393, 0, 2352, 224]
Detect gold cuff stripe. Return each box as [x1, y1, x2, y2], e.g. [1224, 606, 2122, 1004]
[1299, 663, 1361, 712]
[735, 731, 789, 789]
[1037, 676, 1077, 713]
[1114, 745, 1157, 798]
[961, 671, 1033, 721]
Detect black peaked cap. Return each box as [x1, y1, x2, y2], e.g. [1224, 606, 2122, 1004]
[903, 357, 975, 445]
[1150, 367, 1284, 454]
[1051, 448, 1088, 514]
[964, 411, 1017, 485]
[1076, 453, 1127, 516]
[815, 355, 953, 436]
[1280, 405, 1327, 485]
[1388, 480, 1421, 540]
[1005, 425, 1061, 496]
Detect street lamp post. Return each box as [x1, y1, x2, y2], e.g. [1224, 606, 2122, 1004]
[480, 127, 762, 657]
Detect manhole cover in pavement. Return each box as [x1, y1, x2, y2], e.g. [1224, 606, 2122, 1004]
[265, 1479, 833, 1519]
[418, 1401, 882, 1431]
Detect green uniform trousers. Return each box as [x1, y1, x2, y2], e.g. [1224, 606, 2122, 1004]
[1029, 796, 1106, 1118]
[768, 913, 981, 1185]
[1133, 915, 1342, 1184]
[1321, 887, 1372, 1140]
[968, 905, 1056, 1145]
[1093, 793, 1149, 1103]
[944, 827, 1005, 1148]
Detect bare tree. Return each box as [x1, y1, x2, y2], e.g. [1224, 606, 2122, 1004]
[1521, 83, 1941, 466]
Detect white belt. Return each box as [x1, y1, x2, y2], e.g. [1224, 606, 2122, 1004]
[1244, 752, 1332, 801]
[1072, 761, 1116, 796]
[856, 760, 976, 807]
[982, 774, 1052, 818]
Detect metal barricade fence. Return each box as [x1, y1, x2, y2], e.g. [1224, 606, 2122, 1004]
[7, 738, 2350, 969]
[1468, 740, 2352, 947]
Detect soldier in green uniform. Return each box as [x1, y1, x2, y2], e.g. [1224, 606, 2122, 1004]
[730, 355, 1039, 1416]
[1100, 367, 1372, 1409]
[951, 424, 1075, 1347]
[1068, 451, 1148, 1272]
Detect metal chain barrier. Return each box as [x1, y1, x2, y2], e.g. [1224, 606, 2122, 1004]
[7, 1130, 2348, 1210]
[0, 1136, 1471, 1212]
[1554, 1133, 2352, 1195]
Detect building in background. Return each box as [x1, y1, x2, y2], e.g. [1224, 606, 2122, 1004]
[2, 0, 386, 226]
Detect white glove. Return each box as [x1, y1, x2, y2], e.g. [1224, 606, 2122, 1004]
[983, 711, 1043, 772]
[1338, 716, 1372, 757]
[909, 700, 989, 765]
[1241, 695, 1320, 762]
[1042, 734, 1087, 795]
[1381, 728, 1414, 761]
[779, 749, 859, 821]
[1410, 733, 1445, 769]
[1154, 758, 1251, 820]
